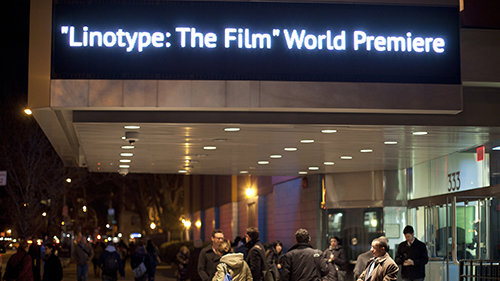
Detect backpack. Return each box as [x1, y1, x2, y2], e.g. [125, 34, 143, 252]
[221, 262, 233, 281]
[104, 252, 119, 272]
[3, 254, 27, 281]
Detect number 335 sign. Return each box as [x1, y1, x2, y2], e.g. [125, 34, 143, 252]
[447, 172, 461, 192]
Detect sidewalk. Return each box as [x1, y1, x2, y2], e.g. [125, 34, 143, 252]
[62, 261, 177, 281]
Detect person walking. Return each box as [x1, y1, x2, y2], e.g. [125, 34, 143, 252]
[146, 240, 161, 281]
[357, 238, 398, 281]
[395, 226, 429, 281]
[97, 241, 125, 281]
[131, 242, 152, 281]
[93, 242, 104, 278]
[245, 227, 266, 281]
[176, 246, 190, 281]
[281, 228, 329, 281]
[198, 229, 225, 281]
[28, 241, 41, 281]
[212, 239, 252, 281]
[322, 236, 347, 281]
[4, 241, 34, 281]
[43, 243, 63, 281]
[72, 237, 94, 281]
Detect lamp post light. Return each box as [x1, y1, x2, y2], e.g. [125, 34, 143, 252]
[150, 222, 156, 230]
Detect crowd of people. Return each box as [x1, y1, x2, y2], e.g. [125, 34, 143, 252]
[2, 225, 428, 281]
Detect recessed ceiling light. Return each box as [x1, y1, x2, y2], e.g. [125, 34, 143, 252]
[308, 167, 319, 170]
[298, 171, 308, 175]
[301, 139, 315, 143]
[224, 128, 240, 132]
[120, 159, 131, 163]
[270, 155, 282, 158]
[360, 149, 373, 153]
[321, 129, 337, 133]
[413, 131, 428, 135]
[258, 161, 269, 165]
[178, 170, 188, 173]
[284, 147, 297, 151]
[119, 165, 130, 168]
[324, 162, 335, 165]
[493, 146, 500, 151]
[212, 138, 227, 142]
[240, 170, 248, 174]
[124, 125, 140, 129]
[341, 156, 353, 159]
[384, 141, 398, 145]
[120, 153, 133, 157]
[203, 146, 217, 150]
[121, 146, 134, 149]
[121, 136, 126, 140]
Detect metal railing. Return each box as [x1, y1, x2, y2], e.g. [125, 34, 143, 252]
[460, 260, 500, 281]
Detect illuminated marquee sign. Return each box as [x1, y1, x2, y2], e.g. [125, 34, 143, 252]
[52, 1, 460, 83]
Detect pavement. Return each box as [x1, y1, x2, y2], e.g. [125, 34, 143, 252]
[62, 261, 178, 281]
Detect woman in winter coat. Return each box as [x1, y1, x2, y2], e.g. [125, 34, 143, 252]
[212, 240, 252, 281]
[322, 236, 347, 281]
[266, 241, 284, 280]
[131, 243, 152, 281]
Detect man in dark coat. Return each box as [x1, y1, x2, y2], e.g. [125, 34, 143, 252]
[281, 228, 329, 281]
[43, 243, 63, 281]
[5, 241, 33, 281]
[395, 225, 428, 281]
[198, 229, 225, 281]
[244, 227, 266, 281]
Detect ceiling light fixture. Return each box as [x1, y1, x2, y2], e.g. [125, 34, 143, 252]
[413, 131, 428, 135]
[324, 162, 335, 165]
[321, 129, 337, 133]
[120, 153, 133, 157]
[121, 146, 134, 149]
[119, 165, 130, 168]
[384, 141, 398, 145]
[120, 159, 131, 163]
[203, 146, 217, 150]
[240, 171, 248, 174]
[300, 139, 315, 143]
[270, 155, 282, 158]
[224, 128, 240, 132]
[298, 171, 308, 175]
[340, 156, 353, 159]
[212, 138, 227, 142]
[121, 136, 126, 140]
[178, 170, 188, 173]
[360, 149, 373, 153]
[124, 125, 140, 129]
[258, 161, 269, 165]
[284, 147, 297, 151]
[493, 146, 500, 151]
[308, 167, 319, 170]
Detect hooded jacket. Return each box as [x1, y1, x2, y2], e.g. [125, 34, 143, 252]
[212, 253, 253, 281]
[282, 243, 329, 281]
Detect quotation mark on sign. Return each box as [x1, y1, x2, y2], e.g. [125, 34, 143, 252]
[273, 29, 280, 37]
[61, 26, 69, 34]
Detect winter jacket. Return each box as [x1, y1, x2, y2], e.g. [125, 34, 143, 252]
[266, 248, 284, 268]
[97, 246, 125, 278]
[212, 253, 253, 281]
[72, 243, 94, 265]
[6, 248, 33, 281]
[353, 251, 373, 281]
[131, 252, 152, 278]
[198, 244, 221, 281]
[245, 239, 266, 281]
[322, 245, 348, 281]
[395, 238, 428, 280]
[357, 253, 398, 281]
[43, 253, 63, 281]
[281, 243, 329, 281]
